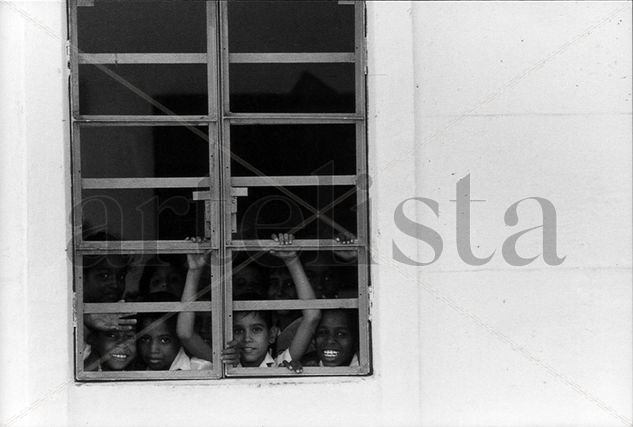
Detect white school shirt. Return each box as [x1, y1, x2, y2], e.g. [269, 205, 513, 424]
[237, 351, 279, 368]
[169, 347, 212, 370]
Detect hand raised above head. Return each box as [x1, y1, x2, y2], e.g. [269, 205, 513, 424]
[334, 232, 358, 261]
[185, 236, 210, 270]
[269, 233, 298, 261]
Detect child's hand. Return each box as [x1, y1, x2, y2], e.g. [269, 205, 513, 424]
[333, 232, 357, 261]
[269, 233, 298, 262]
[84, 311, 136, 332]
[185, 237, 209, 270]
[221, 339, 241, 367]
[280, 359, 304, 374]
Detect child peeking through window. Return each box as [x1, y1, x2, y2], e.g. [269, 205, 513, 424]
[84, 326, 137, 372]
[313, 309, 359, 367]
[220, 233, 320, 372]
[138, 292, 211, 371]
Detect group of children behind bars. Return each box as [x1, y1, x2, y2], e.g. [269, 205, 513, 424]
[83, 232, 359, 372]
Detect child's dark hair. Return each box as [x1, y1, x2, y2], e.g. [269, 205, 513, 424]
[82, 231, 129, 270]
[234, 291, 272, 329]
[137, 291, 180, 332]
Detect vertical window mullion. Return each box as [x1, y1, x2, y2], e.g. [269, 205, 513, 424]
[354, 1, 371, 372]
[70, 122, 83, 257]
[207, 1, 223, 378]
[218, 1, 232, 378]
[219, 2, 231, 116]
[220, 120, 232, 378]
[68, 0, 80, 118]
[74, 254, 86, 379]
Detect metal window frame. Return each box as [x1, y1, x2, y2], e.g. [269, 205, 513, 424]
[70, 0, 223, 381]
[69, 0, 370, 381]
[219, 1, 370, 378]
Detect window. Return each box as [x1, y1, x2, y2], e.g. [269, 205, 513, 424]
[70, 0, 369, 380]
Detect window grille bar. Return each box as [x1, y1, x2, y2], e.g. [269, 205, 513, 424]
[354, 1, 371, 373]
[229, 52, 355, 64]
[75, 115, 212, 124]
[231, 175, 357, 187]
[228, 239, 362, 250]
[77, 240, 216, 253]
[78, 370, 218, 380]
[219, 3, 233, 382]
[70, 124, 84, 260]
[82, 177, 209, 189]
[74, 254, 86, 379]
[78, 53, 207, 64]
[84, 301, 212, 314]
[225, 366, 365, 377]
[82, 175, 356, 189]
[226, 113, 364, 125]
[232, 299, 358, 311]
[206, 2, 225, 376]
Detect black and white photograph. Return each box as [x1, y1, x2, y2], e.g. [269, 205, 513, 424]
[0, 1, 631, 426]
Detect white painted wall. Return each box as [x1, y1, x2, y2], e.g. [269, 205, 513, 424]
[0, 1, 630, 426]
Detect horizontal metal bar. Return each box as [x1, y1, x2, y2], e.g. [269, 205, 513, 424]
[232, 299, 358, 311]
[78, 239, 362, 252]
[82, 176, 355, 189]
[75, 115, 213, 124]
[229, 239, 362, 250]
[226, 113, 364, 125]
[193, 187, 247, 201]
[82, 177, 210, 189]
[78, 240, 216, 253]
[77, 370, 218, 380]
[84, 301, 212, 314]
[192, 191, 211, 201]
[231, 187, 249, 197]
[229, 53, 355, 64]
[231, 175, 356, 187]
[79, 53, 207, 64]
[226, 366, 367, 377]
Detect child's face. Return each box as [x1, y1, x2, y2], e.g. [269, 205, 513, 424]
[306, 267, 340, 299]
[233, 265, 266, 298]
[94, 330, 137, 371]
[233, 312, 274, 367]
[137, 319, 180, 370]
[267, 270, 296, 299]
[267, 269, 296, 315]
[148, 264, 184, 297]
[84, 256, 127, 303]
[315, 311, 355, 366]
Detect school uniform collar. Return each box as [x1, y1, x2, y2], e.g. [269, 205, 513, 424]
[260, 351, 276, 367]
[169, 347, 191, 371]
